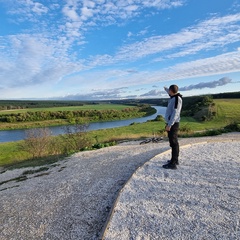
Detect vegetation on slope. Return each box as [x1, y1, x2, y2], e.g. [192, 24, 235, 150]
[0, 94, 239, 169]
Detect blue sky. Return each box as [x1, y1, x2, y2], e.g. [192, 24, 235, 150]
[0, 0, 240, 100]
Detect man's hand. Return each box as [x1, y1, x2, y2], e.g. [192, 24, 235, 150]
[165, 125, 171, 131]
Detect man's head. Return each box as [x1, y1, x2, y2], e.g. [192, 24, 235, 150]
[169, 85, 178, 96]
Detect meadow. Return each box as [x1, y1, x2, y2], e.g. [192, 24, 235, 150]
[0, 104, 131, 115]
[0, 99, 239, 169]
[213, 99, 240, 122]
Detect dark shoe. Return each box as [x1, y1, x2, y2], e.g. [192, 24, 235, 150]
[167, 160, 179, 165]
[162, 163, 177, 170]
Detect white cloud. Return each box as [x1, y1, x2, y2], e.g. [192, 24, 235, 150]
[140, 89, 164, 97]
[125, 4, 139, 12]
[179, 77, 232, 91]
[59, 87, 128, 100]
[81, 6, 95, 20]
[138, 76, 235, 98]
[127, 27, 150, 39]
[124, 51, 239, 87]
[83, 0, 95, 8]
[115, 13, 240, 62]
[82, 13, 240, 70]
[0, 34, 84, 88]
[31, 2, 48, 15]
[85, 50, 240, 90]
[63, 6, 79, 21]
[141, 0, 184, 9]
[164, 51, 240, 81]
[7, 0, 48, 21]
[60, 0, 185, 39]
[127, 31, 133, 37]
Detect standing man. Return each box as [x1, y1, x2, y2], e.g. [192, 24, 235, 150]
[163, 85, 182, 170]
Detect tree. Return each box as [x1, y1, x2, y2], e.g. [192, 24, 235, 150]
[20, 128, 52, 158]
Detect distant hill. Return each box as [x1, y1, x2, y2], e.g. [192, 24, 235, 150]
[108, 91, 240, 106]
[0, 91, 239, 111]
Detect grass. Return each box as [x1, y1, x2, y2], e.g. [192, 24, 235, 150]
[0, 141, 30, 167]
[0, 140, 65, 169]
[0, 99, 239, 169]
[213, 99, 240, 122]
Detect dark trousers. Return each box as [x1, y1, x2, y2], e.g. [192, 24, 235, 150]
[167, 122, 179, 164]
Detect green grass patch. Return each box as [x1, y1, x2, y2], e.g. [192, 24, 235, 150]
[0, 141, 30, 167]
[214, 99, 240, 122]
[0, 152, 65, 170]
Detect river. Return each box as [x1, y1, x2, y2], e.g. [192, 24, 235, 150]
[0, 106, 166, 143]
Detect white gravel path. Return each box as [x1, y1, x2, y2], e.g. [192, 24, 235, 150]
[0, 133, 239, 240]
[103, 135, 240, 240]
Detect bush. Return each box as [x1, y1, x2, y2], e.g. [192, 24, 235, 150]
[205, 129, 222, 136]
[179, 124, 191, 133]
[223, 122, 240, 132]
[130, 122, 139, 125]
[181, 95, 214, 121]
[61, 123, 93, 154]
[153, 115, 165, 122]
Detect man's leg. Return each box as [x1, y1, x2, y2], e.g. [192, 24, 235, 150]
[168, 122, 179, 165]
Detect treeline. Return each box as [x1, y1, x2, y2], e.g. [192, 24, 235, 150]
[0, 105, 155, 123]
[110, 99, 168, 106]
[0, 100, 93, 110]
[212, 91, 240, 99]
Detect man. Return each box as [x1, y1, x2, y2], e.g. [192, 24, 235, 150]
[162, 85, 182, 170]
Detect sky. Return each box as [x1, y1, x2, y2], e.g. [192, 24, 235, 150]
[0, 0, 240, 100]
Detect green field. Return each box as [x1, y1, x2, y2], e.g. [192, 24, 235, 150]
[0, 104, 130, 115]
[213, 99, 240, 122]
[0, 99, 239, 169]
